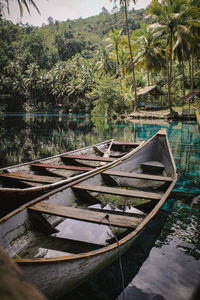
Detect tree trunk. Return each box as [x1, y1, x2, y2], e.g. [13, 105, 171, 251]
[147, 70, 150, 86]
[181, 60, 185, 96]
[124, 0, 138, 111]
[116, 44, 121, 77]
[167, 30, 173, 114]
[116, 44, 122, 88]
[191, 50, 194, 91]
[188, 57, 192, 90]
[150, 69, 153, 85]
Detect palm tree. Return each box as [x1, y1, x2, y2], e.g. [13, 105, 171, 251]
[24, 63, 40, 104]
[106, 28, 123, 78]
[133, 25, 165, 86]
[96, 49, 115, 75]
[147, 0, 200, 114]
[110, 0, 138, 111]
[118, 45, 129, 78]
[1, 0, 40, 16]
[173, 23, 190, 96]
[149, 0, 188, 114]
[186, 4, 200, 91]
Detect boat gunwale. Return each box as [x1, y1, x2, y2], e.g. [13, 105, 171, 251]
[1, 129, 177, 265]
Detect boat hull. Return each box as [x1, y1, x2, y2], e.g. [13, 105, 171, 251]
[20, 235, 135, 299]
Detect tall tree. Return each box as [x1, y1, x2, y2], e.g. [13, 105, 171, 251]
[147, 0, 200, 114]
[147, 0, 187, 114]
[110, 0, 138, 111]
[133, 25, 165, 85]
[173, 22, 190, 95]
[106, 28, 123, 78]
[0, 0, 40, 16]
[186, 2, 200, 91]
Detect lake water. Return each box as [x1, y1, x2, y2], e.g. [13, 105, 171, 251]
[0, 113, 200, 300]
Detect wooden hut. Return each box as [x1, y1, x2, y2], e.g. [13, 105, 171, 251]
[181, 90, 200, 115]
[137, 85, 166, 110]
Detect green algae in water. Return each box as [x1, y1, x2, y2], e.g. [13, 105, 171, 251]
[95, 193, 150, 208]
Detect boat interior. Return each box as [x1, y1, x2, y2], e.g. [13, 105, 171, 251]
[0, 134, 175, 261]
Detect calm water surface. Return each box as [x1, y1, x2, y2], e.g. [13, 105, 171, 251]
[0, 113, 200, 300]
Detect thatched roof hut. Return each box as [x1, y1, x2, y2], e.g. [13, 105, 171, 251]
[137, 85, 166, 110]
[182, 90, 200, 101]
[181, 90, 200, 116]
[137, 85, 166, 96]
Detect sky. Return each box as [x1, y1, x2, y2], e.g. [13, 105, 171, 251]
[4, 0, 152, 27]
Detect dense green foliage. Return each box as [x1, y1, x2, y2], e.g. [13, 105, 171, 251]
[0, 1, 199, 114]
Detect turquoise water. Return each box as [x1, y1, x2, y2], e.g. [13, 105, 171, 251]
[0, 114, 200, 299]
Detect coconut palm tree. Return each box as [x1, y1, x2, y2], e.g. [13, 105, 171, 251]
[147, 0, 200, 114]
[110, 0, 138, 111]
[106, 28, 123, 78]
[186, 3, 200, 91]
[1, 0, 40, 16]
[96, 48, 115, 75]
[118, 45, 129, 78]
[133, 25, 165, 86]
[24, 63, 40, 104]
[147, 0, 187, 114]
[173, 23, 191, 95]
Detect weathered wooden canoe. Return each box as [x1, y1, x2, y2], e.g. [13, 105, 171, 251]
[0, 140, 139, 216]
[0, 129, 177, 299]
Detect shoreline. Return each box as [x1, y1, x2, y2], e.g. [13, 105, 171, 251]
[120, 111, 196, 121]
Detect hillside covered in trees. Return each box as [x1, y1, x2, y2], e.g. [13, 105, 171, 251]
[0, 1, 200, 115]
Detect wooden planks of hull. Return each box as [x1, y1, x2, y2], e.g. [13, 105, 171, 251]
[72, 184, 162, 200]
[0, 172, 62, 184]
[61, 154, 116, 162]
[31, 163, 93, 171]
[103, 170, 173, 182]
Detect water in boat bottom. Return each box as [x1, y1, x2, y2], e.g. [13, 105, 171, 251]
[15, 198, 145, 260]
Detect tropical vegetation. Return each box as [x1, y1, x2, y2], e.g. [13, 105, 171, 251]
[0, 0, 199, 115]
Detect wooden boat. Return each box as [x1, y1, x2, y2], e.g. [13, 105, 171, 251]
[0, 140, 139, 216]
[0, 129, 177, 299]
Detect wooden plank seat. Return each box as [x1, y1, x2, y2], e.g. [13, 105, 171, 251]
[107, 141, 140, 150]
[0, 172, 61, 184]
[29, 202, 144, 229]
[72, 184, 162, 200]
[31, 163, 93, 171]
[108, 141, 140, 147]
[141, 161, 165, 173]
[61, 154, 116, 162]
[103, 170, 173, 182]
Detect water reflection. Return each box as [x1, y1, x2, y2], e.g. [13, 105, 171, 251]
[124, 237, 200, 300]
[157, 201, 200, 260]
[56, 218, 113, 246]
[0, 114, 94, 167]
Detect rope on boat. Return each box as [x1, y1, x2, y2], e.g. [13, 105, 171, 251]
[100, 214, 125, 300]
